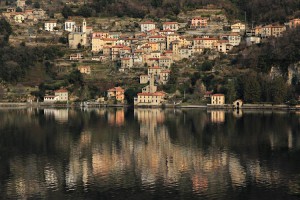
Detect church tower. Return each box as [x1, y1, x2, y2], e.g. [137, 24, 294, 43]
[82, 19, 87, 33]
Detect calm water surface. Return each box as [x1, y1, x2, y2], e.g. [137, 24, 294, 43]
[0, 108, 300, 200]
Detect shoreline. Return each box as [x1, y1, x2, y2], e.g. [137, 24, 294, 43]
[0, 102, 299, 110]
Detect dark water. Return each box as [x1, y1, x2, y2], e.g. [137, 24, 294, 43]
[0, 108, 300, 200]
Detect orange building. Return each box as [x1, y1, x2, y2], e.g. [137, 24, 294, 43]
[190, 17, 208, 29]
[289, 18, 300, 29]
[107, 87, 125, 103]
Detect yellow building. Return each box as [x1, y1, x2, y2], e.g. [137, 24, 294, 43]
[54, 89, 68, 102]
[211, 94, 225, 105]
[14, 14, 25, 23]
[135, 92, 166, 106]
[120, 57, 133, 70]
[193, 38, 218, 49]
[78, 66, 91, 75]
[231, 23, 246, 33]
[68, 32, 87, 49]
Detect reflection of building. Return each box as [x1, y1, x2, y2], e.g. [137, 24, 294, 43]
[233, 109, 243, 118]
[44, 109, 69, 123]
[4, 109, 297, 199]
[107, 108, 125, 126]
[210, 111, 225, 123]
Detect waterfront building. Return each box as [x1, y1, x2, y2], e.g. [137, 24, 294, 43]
[211, 94, 225, 105]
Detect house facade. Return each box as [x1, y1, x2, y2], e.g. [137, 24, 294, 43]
[44, 21, 57, 31]
[78, 66, 91, 74]
[190, 17, 208, 29]
[55, 89, 69, 102]
[289, 18, 300, 29]
[211, 94, 225, 105]
[231, 23, 246, 33]
[163, 22, 179, 31]
[107, 87, 125, 103]
[140, 22, 156, 32]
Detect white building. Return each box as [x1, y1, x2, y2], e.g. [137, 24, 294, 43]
[64, 20, 76, 32]
[231, 23, 246, 33]
[228, 33, 241, 46]
[246, 36, 261, 46]
[44, 95, 59, 102]
[140, 21, 156, 32]
[163, 22, 179, 31]
[44, 21, 57, 31]
[17, 0, 26, 8]
[55, 89, 68, 102]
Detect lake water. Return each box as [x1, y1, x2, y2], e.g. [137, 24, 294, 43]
[0, 108, 300, 200]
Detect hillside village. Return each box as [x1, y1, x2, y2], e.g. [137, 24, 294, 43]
[1, 0, 300, 106]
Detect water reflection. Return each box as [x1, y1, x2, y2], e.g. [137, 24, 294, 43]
[44, 108, 69, 123]
[209, 110, 225, 123]
[0, 108, 299, 199]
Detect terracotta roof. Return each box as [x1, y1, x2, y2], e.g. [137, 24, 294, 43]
[212, 94, 224, 97]
[55, 89, 68, 93]
[108, 87, 124, 92]
[191, 17, 208, 20]
[103, 38, 118, 41]
[149, 35, 166, 38]
[78, 66, 90, 69]
[112, 45, 124, 48]
[163, 22, 178, 25]
[148, 58, 159, 61]
[141, 21, 155, 24]
[160, 56, 171, 60]
[137, 92, 165, 96]
[45, 20, 57, 23]
[217, 40, 229, 43]
[149, 66, 161, 69]
[122, 46, 131, 50]
[194, 38, 218, 41]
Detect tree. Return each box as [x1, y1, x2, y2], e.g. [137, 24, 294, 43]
[62, 5, 74, 19]
[194, 80, 206, 98]
[33, 2, 40, 8]
[244, 77, 261, 103]
[68, 70, 84, 86]
[0, 18, 12, 42]
[25, 0, 32, 5]
[200, 60, 213, 71]
[77, 6, 93, 18]
[77, 43, 82, 49]
[16, 7, 22, 12]
[59, 37, 68, 44]
[226, 79, 237, 103]
[125, 88, 138, 105]
[0, 86, 5, 99]
[270, 77, 288, 104]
